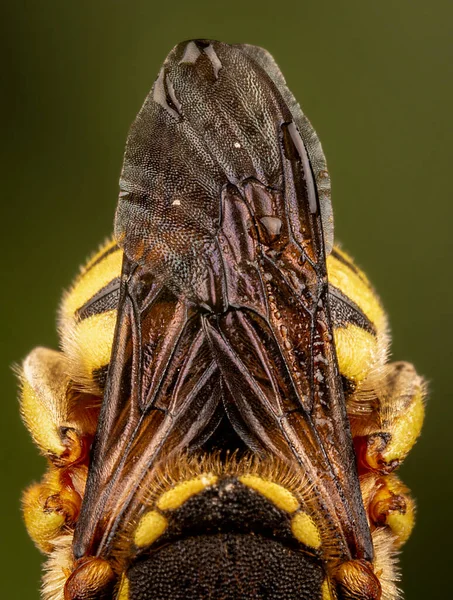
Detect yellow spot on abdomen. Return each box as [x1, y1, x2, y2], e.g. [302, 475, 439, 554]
[334, 324, 378, 383]
[321, 579, 335, 600]
[117, 574, 130, 600]
[239, 475, 299, 513]
[327, 249, 385, 329]
[62, 249, 123, 318]
[291, 512, 322, 548]
[134, 510, 168, 547]
[83, 238, 118, 272]
[157, 474, 218, 511]
[73, 310, 117, 374]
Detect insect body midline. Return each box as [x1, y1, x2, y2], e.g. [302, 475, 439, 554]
[19, 40, 425, 600]
[74, 304, 368, 566]
[76, 40, 373, 572]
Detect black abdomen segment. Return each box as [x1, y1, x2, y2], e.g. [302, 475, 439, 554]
[128, 533, 324, 600]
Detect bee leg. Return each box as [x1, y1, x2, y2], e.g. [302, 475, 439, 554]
[361, 472, 416, 548]
[19, 347, 99, 552]
[22, 468, 82, 553]
[350, 361, 425, 474]
[370, 474, 415, 547]
[19, 347, 99, 466]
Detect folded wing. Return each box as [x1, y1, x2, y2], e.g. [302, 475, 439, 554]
[74, 41, 372, 565]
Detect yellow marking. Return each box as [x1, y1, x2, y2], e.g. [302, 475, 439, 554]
[321, 579, 334, 600]
[291, 512, 322, 548]
[239, 475, 299, 513]
[328, 247, 368, 280]
[62, 248, 122, 318]
[73, 310, 117, 374]
[22, 470, 79, 554]
[327, 250, 385, 329]
[386, 504, 415, 546]
[370, 474, 415, 547]
[22, 483, 66, 553]
[20, 348, 71, 459]
[334, 324, 378, 383]
[20, 379, 66, 458]
[383, 391, 425, 464]
[117, 574, 130, 600]
[83, 238, 118, 273]
[134, 510, 168, 547]
[387, 476, 415, 545]
[157, 474, 218, 511]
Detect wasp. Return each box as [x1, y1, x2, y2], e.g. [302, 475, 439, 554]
[19, 40, 425, 600]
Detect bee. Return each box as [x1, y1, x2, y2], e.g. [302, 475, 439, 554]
[19, 40, 425, 600]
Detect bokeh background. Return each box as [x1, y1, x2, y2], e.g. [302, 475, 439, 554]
[2, 1, 452, 598]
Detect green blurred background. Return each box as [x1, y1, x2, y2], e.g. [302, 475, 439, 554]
[2, 1, 452, 598]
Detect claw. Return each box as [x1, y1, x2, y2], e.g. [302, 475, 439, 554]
[369, 476, 415, 547]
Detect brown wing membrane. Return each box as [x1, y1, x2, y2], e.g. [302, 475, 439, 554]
[205, 177, 371, 563]
[74, 40, 372, 565]
[73, 260, 222, 557]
